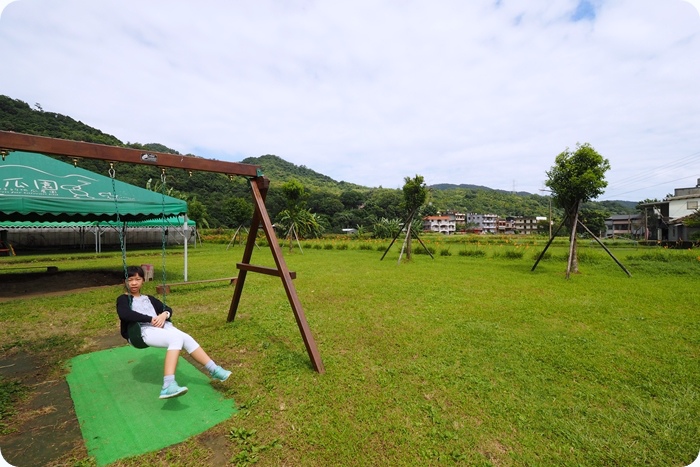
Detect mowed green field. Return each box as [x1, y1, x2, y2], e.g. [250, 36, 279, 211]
[1, 237, 699, 466]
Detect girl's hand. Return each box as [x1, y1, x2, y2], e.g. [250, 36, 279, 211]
[152, 313, 167, 328]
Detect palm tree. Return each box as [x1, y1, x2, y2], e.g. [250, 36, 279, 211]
[276, 208, 324, 251]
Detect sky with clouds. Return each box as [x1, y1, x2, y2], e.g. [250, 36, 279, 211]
[0, 0, 699, 201]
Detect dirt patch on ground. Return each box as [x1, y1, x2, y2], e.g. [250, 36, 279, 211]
[0, 269, 124, 302]
[0, 270, 232, 466]
[0, 334, 125, 467]
[0, 271, 123, 466]
[0, 272, 230, 466]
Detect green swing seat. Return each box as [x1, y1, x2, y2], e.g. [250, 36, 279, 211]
[127, 322, 149, 349]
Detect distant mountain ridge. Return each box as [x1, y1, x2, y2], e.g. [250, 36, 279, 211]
[0, 94, 636, 199]
[241, 154, 364, 191]
[0, 94, 639, 230]
[429, 183, 533, 196]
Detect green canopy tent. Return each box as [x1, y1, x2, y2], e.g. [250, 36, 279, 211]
[0, 151, 192, 278]
[0, 151, 187, 221]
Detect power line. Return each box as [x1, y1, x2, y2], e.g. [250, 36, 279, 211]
[606, 150, 700, 191]
[601, 149, 700, 200]
[601, 175, 693, 200]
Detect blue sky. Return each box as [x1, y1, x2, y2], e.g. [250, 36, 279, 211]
[1, 0, 699, 201]
[571, 0, 597, 21]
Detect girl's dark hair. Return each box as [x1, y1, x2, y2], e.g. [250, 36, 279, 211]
[126, 266, 145, 279]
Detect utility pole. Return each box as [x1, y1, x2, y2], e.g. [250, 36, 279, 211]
[644, 207, 648, 241]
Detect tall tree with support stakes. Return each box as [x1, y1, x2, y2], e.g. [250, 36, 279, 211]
[380, 174, 433, 262]
[545, 143, 610, 277]
[401, 175, 428, 260]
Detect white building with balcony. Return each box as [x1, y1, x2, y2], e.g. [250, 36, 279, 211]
[423, 215, 456, 234]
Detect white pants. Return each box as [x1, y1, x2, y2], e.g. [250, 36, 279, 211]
[140, 322, 200, 353]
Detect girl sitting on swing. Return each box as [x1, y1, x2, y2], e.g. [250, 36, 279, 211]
[116, 265, 231, 399]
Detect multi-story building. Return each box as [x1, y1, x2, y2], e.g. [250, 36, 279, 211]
[451, 212, 465, 224]
[512, 216, 543, 235]
[496, 217, 515, 234]
[465, 213, 498, 234]
[423, 215, 456, 235]
[638, 178, 700, 241]
[495, 216, 544, 235]
[424, 213, 547, 235]
[604, 214, 645, 239]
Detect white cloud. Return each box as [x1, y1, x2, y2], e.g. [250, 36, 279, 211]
[1, 0, 699, 200]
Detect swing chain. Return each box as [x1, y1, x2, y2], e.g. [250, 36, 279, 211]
[159, 168, 168, 305]
[109, 163, 128, 282]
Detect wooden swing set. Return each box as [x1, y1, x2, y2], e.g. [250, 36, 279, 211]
[0, 130, 325, 373]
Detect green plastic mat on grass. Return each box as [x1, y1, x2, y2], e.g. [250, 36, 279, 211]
[66, 346, 236, 466]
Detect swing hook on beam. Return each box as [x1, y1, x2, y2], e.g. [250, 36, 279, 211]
[141, 153, 158, 163]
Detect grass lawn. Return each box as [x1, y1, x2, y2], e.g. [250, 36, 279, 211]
[1, 236, 699, 466]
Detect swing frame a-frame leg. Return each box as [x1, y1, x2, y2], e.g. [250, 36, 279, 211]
[227, 177, 325, 373]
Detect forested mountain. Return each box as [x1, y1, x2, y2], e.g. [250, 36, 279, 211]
[241, 154, 365, 192]
[0, 95, 122, 146]
[0, 95, 637, 233]
[430, 182, 530, 195]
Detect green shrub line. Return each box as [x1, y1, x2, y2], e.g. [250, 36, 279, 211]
[264, 236, 700, 264]
[5, 235, 698, 264]
[202, 230, 699, 260]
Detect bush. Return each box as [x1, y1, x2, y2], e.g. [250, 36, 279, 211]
[504, 250, 524, 259]
[459, 249, 486, 257]
[372, 218, 402, 239]
[531, 250, 551, 261]
[576, 250, 601, 264]
[633, 251, 672, 262]
[413, 245, 436, 255]
[493, 249, 524, 259]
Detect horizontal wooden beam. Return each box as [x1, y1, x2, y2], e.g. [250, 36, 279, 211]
[236, 263, 296, 279]
[156, 277, 237, 294]
[0, 131, 261, 177]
